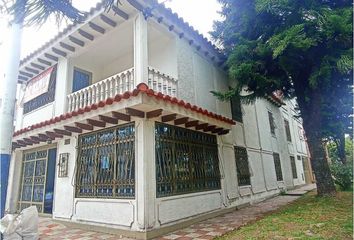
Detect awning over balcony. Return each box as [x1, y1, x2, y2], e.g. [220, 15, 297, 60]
[12, 83, 235, 149]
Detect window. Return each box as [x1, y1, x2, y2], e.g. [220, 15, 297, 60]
[284, 119, 292, 142]
[290, 156, 297, 179]
[230, 94, 243, 123]
[268, 111, 276, 135]
[23, 66, 57, 114]
[234, 146, 251, 186]
[75, 123, 135, 198]
[273, 153, 283, 181]
[298, 127, 304, 140]
[155, 123, 221, 197]
[72, 68, 91, 93]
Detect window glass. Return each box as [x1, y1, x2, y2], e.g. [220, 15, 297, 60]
[234, 146, 251, 186]
[268, 111, 276, 135]
[290, 156, 298, 179]
[155, 122, 221, 197]
[284, 119, 292, 142]
[76, 123, 135, 198]
[230, 94, 243, 123]
[273, 153, 283, 181]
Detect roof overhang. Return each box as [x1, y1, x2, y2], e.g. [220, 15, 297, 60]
[12, 83, 235, 150]
[17, 0, 225, 84]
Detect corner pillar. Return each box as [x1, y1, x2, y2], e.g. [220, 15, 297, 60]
[135, 119, 156, 231]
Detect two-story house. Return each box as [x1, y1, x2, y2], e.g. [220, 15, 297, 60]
[6, 0, 311, 239]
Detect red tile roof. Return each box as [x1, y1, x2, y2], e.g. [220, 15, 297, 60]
[13, 83, 235, 138]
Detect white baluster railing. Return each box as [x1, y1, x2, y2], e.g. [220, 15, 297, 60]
[67, 67, 178, 112]
[67, 68, 135, 112]
[148, 67, 177, 97]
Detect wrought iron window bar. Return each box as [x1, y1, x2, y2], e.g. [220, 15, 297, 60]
[290, 156, 298, 179]
[19, 149, 48, 213]
[234, 146, 251, 186]
[155, 122, 221, 198]
[75, 123, 135, 199]
[273, 152, 283, 181]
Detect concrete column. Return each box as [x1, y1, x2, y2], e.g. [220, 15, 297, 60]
[5, 150, 23, 213]
[0, 22, 23, 217]
[14, 84, 26, 131]
[217, 136, 239, 206]
[135, 119, 156, 231]
[133, 12, 148, 86]
[54, 58, 70, 115]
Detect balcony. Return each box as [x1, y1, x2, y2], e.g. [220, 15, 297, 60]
[67, 67, 177, 112]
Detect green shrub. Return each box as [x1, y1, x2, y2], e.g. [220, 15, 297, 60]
[330, 162, 353, 191]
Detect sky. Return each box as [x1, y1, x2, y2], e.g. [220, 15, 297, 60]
[0, 0, 222, 59]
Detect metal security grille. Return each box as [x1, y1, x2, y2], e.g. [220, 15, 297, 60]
[273, 153, 283, 181]
[76, 123, 135, 198]
[155, 122, 221, 197]
[230, 94, 243, 123]
[19, 150, 47, 213]
[284, 119, 292, 142]
[23, 66, 57, 114]
[268, 111, 276, 135]
[234, 146, 251, 186]
[19, 147, 56, 214]
[290, 156, 298, 179]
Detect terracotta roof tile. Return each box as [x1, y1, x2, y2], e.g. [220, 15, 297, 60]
[13, 83, 234, 137]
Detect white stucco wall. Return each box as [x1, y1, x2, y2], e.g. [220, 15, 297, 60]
[22, 103, 54, 128]
[156, 191, 223, 225]
[52, 137, 76, 220]
[148, 23, 177, 79]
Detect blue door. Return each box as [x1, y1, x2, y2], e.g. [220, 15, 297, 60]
[44, 148, 57, 214]
[19, 148, 57, 214]
[72, 69, 91, 92]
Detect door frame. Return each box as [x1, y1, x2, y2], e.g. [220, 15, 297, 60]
[18, 144, 57, 215]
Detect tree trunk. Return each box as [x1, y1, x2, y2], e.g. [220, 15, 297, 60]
[300, 91, 336, 196]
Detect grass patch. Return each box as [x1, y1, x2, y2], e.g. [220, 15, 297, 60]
[215, 191, 353, 240]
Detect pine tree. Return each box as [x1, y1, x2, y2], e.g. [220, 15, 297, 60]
[212, 0, 353, 196]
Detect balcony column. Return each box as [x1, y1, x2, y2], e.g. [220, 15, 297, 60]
[54, 58, 70, 115]
[133, 12, 148, 86]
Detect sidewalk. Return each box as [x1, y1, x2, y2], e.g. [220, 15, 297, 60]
[39, 184, 316, 240]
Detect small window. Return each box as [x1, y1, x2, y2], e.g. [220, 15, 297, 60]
[273, 153, 283, 181]
[268, 111, 276, 135]
[234, 146, 251, 186]
[72, 68, 91, 93]
[230, 94, 243, 123]
[298, 127, 304, 140]
[284, 119, 292, 142]
[290, 156, 297, 179]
